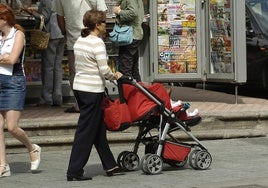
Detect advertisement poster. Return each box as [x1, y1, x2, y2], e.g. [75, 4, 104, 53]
[209, 0, 232, 73]
[157, 0, 197, 74]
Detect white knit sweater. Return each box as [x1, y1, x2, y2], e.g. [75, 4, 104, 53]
[73, 35, 115, 93]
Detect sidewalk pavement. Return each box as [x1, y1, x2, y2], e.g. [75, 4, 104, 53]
[2, 137, 268, 188]
[20, 86, 268, 141]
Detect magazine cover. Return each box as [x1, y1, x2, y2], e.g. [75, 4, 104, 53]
[157, 0, 197, 74]
[209, 0, 232, 73]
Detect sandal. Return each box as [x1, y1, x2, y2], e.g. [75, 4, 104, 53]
[30, 144, 41, 171]
[0, 164, 11, 177]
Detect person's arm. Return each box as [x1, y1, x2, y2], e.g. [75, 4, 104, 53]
[96, 40, 118, 80]
[57, 15, 66, 36]
[37, 0, 52, 24]
[0, 31, 25, 65]
[22, 0, 52, 24]
[52, 0, 65, 35]
[114, 1, 137, 22]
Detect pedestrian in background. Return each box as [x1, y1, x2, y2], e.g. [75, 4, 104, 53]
[66, 10, 123, 181]
[113, 0, 144, 82]
[54, 0, 107, 113]
[24, 0, 65, 106]
[0, 3, 41, 177]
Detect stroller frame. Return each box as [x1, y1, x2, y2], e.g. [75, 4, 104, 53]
[116, 77, 212, 175]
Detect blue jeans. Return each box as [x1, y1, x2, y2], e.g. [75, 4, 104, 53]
[40, 38, 65, 105]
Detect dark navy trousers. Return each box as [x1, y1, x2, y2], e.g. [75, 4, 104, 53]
[118, 40, 142, 82]
[67, 90, 116, 176]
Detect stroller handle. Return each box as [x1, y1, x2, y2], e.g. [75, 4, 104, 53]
[108, 76, 134, 86]
[119, 75, 134, 82]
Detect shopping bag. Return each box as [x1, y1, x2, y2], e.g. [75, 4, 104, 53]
[103, 97, 132, 131]
[30, 14, 50, 50]
[109, 24, 133, 46]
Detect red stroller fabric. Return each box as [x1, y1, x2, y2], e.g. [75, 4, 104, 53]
[103, 97, 132, 131]
[123, 83, 172, 122]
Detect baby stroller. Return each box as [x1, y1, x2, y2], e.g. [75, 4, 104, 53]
[105, 76, 212, 175]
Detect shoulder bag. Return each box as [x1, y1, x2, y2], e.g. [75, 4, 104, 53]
[30, 14, 50, 50]
[109, 23, 133, 46]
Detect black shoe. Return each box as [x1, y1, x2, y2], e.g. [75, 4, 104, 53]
[66, 175, 92, 181]
[106, 166, 124, 177]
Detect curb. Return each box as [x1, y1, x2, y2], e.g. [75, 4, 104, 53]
[6, 113, 268, 151]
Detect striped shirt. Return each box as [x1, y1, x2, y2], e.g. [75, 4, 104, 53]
[73, 35, 115, 93]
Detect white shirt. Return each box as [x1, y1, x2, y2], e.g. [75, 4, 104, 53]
[0, 27, 23, 75]
[53, 0, 107, 50]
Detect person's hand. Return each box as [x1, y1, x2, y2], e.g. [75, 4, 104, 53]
[113, 6, 121, 15]
[20, 7, 33, 15]
[21, 6, 37, 15]
[114, 72, 123, 80]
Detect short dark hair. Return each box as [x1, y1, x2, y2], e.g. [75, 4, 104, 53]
[81, 10, 106, 37]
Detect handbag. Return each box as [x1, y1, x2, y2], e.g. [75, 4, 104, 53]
[103, 88, 132, 131]
[109, 24, 133, 46]
[30, 15, 50, 50]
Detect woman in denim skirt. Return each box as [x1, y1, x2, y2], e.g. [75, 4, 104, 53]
[0, 4, 41, 177]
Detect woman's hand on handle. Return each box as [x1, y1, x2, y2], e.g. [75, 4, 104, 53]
[114, 72, 123, 80]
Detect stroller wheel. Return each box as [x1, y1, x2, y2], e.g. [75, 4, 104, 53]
[142, 154, 163, 175]
[117, 151, 129, 170]
[122, 152, 140, 171]
[189, 149, 201, 169]
[140, 153, 152, 174]
[194, 150, 212, 170]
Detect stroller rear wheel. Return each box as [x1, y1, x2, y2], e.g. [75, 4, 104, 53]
[117, 151, 129, 169]
[121, 152, 140, 171]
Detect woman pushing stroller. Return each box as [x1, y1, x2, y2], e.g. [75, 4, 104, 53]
[66, 10, 123, 181]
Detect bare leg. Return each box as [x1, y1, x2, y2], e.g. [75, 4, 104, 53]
[0, 112, 7, 173]
[5, 110, 38, 162]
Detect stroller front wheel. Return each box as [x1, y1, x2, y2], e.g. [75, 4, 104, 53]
[194, 150, 212, 170]
[141, 154, 163, 175]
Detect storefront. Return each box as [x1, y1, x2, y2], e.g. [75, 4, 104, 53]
[3, 0, 246, 102]
[150, 0, 246, 84]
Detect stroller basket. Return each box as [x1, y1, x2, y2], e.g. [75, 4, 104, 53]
[163, 141, 191, 162]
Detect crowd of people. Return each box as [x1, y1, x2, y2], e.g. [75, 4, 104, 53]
[0, 0, 145, 181]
